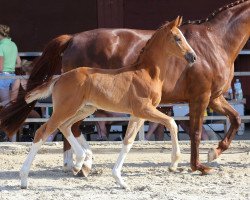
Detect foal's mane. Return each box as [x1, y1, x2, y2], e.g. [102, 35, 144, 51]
[182, 0, 249, 25]
[133, 21, 171, 66]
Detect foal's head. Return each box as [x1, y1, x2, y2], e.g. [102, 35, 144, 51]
[162, 16, 197, 66]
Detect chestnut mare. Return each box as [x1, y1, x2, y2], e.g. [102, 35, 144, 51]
[19, 17, 196, 189]
[0, 0, 249, 176]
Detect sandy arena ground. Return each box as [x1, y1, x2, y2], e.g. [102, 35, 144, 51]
[0, 141, 249, 200]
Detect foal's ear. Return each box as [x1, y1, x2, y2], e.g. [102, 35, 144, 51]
[169, 16, 183, 29]
[174, 16, 183, 27]
[178, 16, 183, 26]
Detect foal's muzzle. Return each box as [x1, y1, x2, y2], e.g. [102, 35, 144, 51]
[185, 52, 197, 66]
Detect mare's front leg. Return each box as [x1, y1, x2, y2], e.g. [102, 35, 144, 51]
[208, 95, 241, 161]
[189, 93, 213, 175]
[112, 117, 145, 189]
[20, 120, 58, 189]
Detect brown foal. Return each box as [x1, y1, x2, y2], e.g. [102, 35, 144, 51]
[1, 0, 249, 177]
[19, 17, 196, 189]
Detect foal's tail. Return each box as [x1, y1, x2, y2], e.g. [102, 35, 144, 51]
[0, 34, 73, 138]
[25, 76, 60, 104]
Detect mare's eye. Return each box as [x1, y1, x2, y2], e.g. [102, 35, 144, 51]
[174, 35, 181, 42]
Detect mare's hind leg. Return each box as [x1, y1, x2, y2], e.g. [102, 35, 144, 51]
[208, 95, 241, 162]
[59, 105, 96, 176]
[112, 117, 145, 189]
[20, 118, 60, 189]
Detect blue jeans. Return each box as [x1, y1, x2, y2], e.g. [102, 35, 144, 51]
[0, 73, 15, 105]
[0, 73, 15, 89]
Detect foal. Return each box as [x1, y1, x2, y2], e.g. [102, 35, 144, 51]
[20, 16, 196, 189]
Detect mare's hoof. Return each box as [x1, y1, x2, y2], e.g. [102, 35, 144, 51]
[201, 167, 214, 175]
[208, 148, 219, 162]
[191, 164, 214, 175]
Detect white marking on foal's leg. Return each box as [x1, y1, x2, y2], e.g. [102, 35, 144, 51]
[20, 139, 43, 189]
[112, 143, 133, 189]
[66, 133, 86, 175]
[76, 134, 93, 176]
[63, 148, 74, 171]
[76, 134, 90, 150]
[168, 119, 181, 171]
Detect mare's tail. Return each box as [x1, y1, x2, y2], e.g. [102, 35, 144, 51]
[0, 34, 73, 138]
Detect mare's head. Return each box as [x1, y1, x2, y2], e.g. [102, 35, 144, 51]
[163, 16, 197, 66]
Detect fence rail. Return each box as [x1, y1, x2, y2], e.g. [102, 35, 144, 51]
[0, 51, 248, 140]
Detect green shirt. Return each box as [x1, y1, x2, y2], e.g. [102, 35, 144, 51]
[0, 38, 18, 72]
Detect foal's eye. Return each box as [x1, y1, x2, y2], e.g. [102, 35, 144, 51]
[174, 35, 181, 42]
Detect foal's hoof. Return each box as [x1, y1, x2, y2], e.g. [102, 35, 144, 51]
[116, 180, 130, 190]
[72, 166, 81, 176]
[208, 148, 219, 162]
[168, 166, 178, 172]
[63, 163, 73, 172]
[81, 165, 91, 177]
[122, 184, 130, 191]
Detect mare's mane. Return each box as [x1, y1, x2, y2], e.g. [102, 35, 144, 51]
[133, 0, 250, 66]
[182, 0, 249, 25]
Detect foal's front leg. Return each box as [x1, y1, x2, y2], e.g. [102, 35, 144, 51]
[138, 106, 181, 171]
[112, 117, 145, 189]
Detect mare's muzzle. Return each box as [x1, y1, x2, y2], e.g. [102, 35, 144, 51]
[185, 52, 196, 66]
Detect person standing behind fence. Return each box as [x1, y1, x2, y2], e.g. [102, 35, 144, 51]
[0, 24, 21, 106]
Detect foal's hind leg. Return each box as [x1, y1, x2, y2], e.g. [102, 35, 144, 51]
[112, 117, 145, 189]
[20, 119, 59, 189]
[59, 105, 96, 176]
[63, 121, 82, 171]
[63, 121, 93, 172]
[208, 95, 241, 162]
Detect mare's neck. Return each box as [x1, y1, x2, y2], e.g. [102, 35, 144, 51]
[209, 2, 250, 63]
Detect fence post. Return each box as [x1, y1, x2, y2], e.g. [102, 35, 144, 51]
[138, 123, 145, 141]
